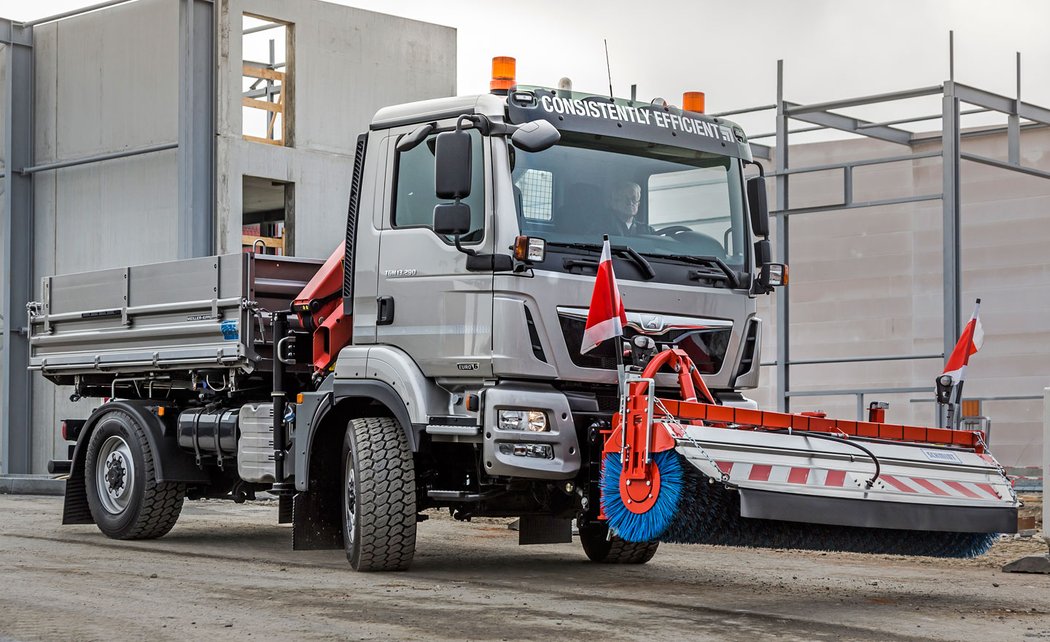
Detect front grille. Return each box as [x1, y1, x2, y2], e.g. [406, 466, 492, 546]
[559, 315, 730, 373]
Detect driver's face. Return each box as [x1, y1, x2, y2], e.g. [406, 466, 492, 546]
[614, 185, 641, 221]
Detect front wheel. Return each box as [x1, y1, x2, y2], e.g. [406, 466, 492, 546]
[84, 410, 185, 539]
[579, 521, 659, 564]
[342, 416, 417, 571]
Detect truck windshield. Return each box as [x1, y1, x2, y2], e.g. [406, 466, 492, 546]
[511, 133, 748, 268]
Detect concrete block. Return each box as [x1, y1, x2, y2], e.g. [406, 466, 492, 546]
[0, 474, 66, 496]
[1002, 554, 1050, 574]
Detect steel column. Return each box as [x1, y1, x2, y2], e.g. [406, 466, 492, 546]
[775, 60, 790, 413]
[1, 20, 34, 474]
[941, 83, 962, 372]
[177, 0, 215, 258]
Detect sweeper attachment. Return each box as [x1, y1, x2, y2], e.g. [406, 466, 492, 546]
[599, 348, 1019, 557]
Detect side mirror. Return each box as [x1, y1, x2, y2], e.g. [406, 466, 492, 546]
[753, 238, 788, 292]
[396, 122, 435, 152]
[435, 130, 472, 199]
[746, 175, 769, 238]
[433, 203, 471, 236]
[510, 119, 560, 153]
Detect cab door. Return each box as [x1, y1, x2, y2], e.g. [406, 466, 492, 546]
[374, 125, 494, 378]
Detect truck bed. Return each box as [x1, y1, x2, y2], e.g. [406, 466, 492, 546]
[29, 253, 322, 384]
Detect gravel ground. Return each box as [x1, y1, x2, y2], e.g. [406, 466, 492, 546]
[0, 493, 1048, 641]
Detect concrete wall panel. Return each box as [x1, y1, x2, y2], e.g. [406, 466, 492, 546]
[53, 0, 178, 160]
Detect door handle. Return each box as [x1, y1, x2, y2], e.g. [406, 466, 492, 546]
[376, 296, 395, 325]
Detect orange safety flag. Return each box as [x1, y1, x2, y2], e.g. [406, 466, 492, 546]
[942, 299, 984, 384]
[581, 237, 628, 354]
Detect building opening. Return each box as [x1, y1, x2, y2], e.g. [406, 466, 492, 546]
[242, 14, 292, 146]
[242, 176, 293, 255]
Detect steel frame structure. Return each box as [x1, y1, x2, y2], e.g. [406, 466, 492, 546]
[0, 0, 215, 474]
[714, 49, 1050, 420]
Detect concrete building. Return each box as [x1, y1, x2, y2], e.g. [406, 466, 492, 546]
[0, 0, 456, 475]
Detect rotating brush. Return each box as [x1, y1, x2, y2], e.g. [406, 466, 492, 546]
[602, 450, 996, 557]
[599, 449, 684, 543]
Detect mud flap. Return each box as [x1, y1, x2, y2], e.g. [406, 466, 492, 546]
[518, 516, 572, 545]
[291, 491, 343, 550]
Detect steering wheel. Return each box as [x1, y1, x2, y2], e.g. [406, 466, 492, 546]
[655, 225, 694, 236]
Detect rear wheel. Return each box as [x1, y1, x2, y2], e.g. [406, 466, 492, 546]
[84, 410, 184, 539]
[342, 416, 416, 571]
[579, 521, 660, 564]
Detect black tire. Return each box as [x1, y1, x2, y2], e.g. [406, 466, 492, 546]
[579, 522, 659, 564]
[342, 416, 416, 571]
[84, 410, 185, 540]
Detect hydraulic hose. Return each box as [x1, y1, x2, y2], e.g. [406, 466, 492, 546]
[768, 429, 881, 489]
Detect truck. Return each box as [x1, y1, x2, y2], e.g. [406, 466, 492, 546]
[30, 59, 1017, 571]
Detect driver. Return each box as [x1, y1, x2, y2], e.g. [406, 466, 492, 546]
[609, 181, 652, 235]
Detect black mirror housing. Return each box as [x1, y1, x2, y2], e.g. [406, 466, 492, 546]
[753, 238, 771, 266]
[396, 122, 435, 153]
[746, 176, 769, 238]
[433, 202, 471, 236]
[510, 119, 561, 153]
[435, 130, 472, 199]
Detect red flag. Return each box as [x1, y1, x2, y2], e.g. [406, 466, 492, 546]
[581, 238, 628, 354]
[942, 300, 984, 383]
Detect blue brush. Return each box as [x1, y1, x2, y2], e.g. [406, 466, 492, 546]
[600, 449, 685, 543]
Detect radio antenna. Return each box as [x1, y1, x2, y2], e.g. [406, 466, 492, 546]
[604, 39, 614, 101]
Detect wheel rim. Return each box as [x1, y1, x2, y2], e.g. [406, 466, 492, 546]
[95, 435, 135, 515]
[344, 453, 356, 547]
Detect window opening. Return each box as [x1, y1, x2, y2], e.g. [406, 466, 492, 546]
[242, 14, 292, 146]
[242, 176, 294, 255]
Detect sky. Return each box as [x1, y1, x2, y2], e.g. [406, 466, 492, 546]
[4, 0, 1050, 139]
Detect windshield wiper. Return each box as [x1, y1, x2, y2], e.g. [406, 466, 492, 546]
[642, 253, 739, 288]
[547, 242, 656, 280]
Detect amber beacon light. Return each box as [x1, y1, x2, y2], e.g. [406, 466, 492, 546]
[682, 91, 706, 114]
[490, 56, 516, 94]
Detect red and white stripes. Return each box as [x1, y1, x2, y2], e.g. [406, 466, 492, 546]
[713, 461, 1004, 501]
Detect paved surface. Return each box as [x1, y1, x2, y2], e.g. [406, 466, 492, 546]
[1, 494, 1049, 641]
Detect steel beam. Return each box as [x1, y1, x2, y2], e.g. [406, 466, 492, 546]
[177, 0, 215, 258]
[785, 101, 914, 146]
[773, 193, 942, 217]
[783, 86, 944, 116]
[21, 143, 177, 175]
[1, 20, 34, 474]
[774, 151, 942, 177]
[22, 0, 139, 27]
[775, 60, 789, 413]
[748, 142, 771, 160]
[941, 83, 962, 381]
[961, 152, 1050, 181]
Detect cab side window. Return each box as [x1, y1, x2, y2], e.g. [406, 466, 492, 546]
[393, 129, 485, 242]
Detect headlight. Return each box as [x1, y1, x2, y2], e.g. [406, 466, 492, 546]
[498, 409, 549, 432]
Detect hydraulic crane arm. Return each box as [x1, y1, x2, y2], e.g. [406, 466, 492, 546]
[292, 245, 353, 373]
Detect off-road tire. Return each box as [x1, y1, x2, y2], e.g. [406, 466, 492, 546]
[342, 416, 417, 571]
[579, 522, 659, 564]
[84, 410, 185, 539]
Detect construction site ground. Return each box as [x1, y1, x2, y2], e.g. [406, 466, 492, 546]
[0, 493, 1047, 641]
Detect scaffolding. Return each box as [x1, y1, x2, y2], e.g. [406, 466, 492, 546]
[713, 40, 1050, 424]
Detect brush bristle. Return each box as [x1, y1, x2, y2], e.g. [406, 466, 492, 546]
[600, 450, 685, 543]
